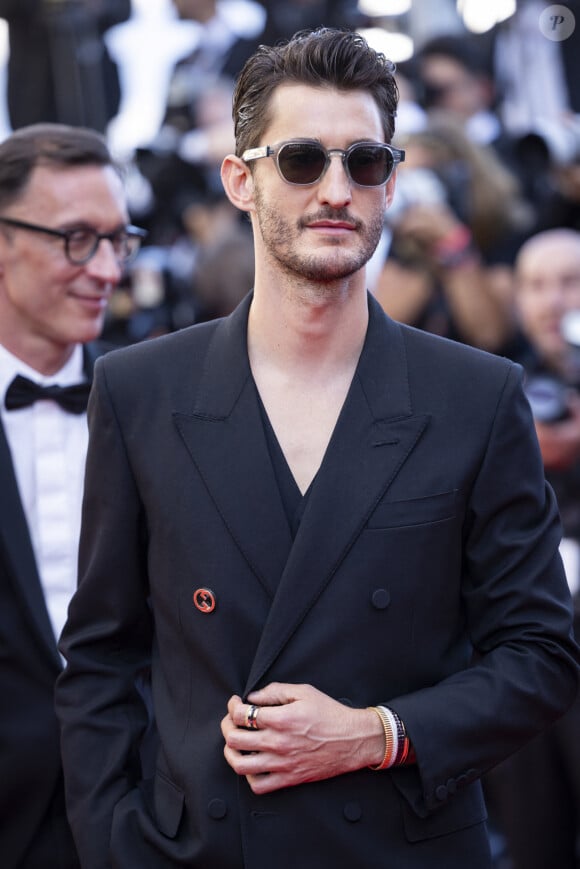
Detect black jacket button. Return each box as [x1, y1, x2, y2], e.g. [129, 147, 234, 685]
[207, 798, 227, 819]
[343, 802, 362, 822]
[371, 588, 391, 609]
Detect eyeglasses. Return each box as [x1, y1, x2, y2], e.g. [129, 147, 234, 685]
[0, 216, 147, 265]
[242, 139, 405, 187]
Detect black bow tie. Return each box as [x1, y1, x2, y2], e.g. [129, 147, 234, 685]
[4, 374, 91, 414]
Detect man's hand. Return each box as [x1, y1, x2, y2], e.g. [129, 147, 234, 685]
[221, 683, 384, 794]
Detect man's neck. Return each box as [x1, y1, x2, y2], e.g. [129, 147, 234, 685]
[247, 278, 369, 494]
[0, 332, 77, 377]
[248, 276, 369, 379]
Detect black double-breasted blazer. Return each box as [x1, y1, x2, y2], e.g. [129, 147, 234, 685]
[56, 294, 579, 869]
[0, 344, 107, 868]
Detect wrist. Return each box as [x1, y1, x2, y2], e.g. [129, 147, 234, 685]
[367, 706, 415, 770]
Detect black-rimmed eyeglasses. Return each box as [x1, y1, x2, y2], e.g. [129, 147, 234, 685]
[0, 216, 147, 266]
[241, 139, 405, 188]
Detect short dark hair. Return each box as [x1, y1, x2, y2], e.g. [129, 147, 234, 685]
[232, 27, 399, 156]
[0, 123, 116, 211]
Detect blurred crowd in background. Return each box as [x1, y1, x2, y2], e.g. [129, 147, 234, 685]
[0, 0, 577, 347]
[0, 1, 579, 867]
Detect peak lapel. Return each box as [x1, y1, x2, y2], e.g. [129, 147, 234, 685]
[173, 297, 293, 597]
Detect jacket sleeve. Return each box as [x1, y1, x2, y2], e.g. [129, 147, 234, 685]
[387, 362, 580, 816]
[55, 358, 153, 869]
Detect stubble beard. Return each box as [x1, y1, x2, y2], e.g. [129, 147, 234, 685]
[254, 188, 384, 287]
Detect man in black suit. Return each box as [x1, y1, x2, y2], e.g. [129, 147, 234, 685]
[0, 123, 145, 868]
[56, 29, 579, 869]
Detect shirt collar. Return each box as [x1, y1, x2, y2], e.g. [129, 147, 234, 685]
[0, 343, 85, 404]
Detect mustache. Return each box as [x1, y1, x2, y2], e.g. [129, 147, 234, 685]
[299, 208, 362, 229]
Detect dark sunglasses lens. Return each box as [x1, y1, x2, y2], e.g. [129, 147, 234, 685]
[278, 143, 327, 184]
[347, 145, 393, 186]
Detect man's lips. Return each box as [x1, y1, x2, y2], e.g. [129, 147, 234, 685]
[306, 220, 357, 231]
[70, 290, 111, 309]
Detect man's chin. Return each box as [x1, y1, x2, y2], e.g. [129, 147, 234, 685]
[71, 316, 107, 346]
[302, 258, 367, 283]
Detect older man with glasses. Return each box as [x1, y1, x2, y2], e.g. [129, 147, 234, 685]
[0, 122, 145, 869]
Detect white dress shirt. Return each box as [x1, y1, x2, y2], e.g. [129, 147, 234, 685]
[0, 343, 89, 643]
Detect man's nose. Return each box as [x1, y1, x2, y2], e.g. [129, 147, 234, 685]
[317, 153, 353, 206]
[85, 238, 123, 285]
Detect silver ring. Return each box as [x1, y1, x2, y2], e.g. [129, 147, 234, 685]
[245, 704, 260, 730]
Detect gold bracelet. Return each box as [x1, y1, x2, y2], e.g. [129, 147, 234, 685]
[367, 706, 395, 770]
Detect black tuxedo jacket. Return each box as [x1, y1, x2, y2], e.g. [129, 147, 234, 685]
[0, 343, 106, 868]
[56, 295, 579, 869]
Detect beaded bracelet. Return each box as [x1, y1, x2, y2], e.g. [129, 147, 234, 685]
[391, 708, 410, 766]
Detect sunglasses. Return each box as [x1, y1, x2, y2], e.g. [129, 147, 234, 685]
[242, 139, 405, 188]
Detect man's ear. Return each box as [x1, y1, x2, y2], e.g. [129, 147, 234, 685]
[0, 232, 9, 277]
[221, 154, 254, 213]
[385, 172, 397, 210]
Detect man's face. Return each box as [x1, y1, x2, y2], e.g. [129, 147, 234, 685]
[516, 234, 580, 366]
[419, 55, 490, 121]
[0, 164, 128, 363]
[246, 83, 395, 290]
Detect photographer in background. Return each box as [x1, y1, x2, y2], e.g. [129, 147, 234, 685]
[374, 112, 530, 353]
[0, 0, 131, 132]
[486, 227, 580, 869]
[516, 229, 580, 542]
